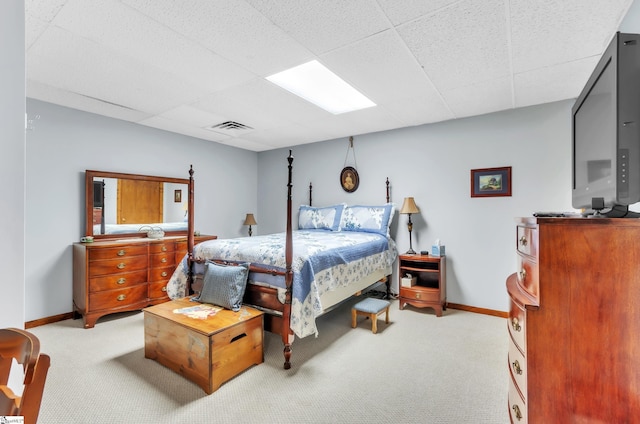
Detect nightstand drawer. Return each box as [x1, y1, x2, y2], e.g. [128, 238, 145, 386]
[400, 286, 440, 302]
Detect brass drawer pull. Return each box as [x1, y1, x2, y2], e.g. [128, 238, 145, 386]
[117, 263, 126, 269]
[511, 317, 521, 332]
[162, 246, 167, 252]
[519, 236, 528, 247]
[518, 268, 527, 281]
[116, 278, 126, 285]
[117, 250, 126, 256]
[161, 286, 167, 292]
[117, 294, 126, 301]
[512, 359, 522, 375]
[161, 271, 167, 277]
[415, 293, 421, 299]
[512, 404, 522, 421]
[161, 257, 167, 263]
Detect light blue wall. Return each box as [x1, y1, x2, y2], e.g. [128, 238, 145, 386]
[1, 1, 25, 328]
[25, 99, 257, 321]
[258, 100, 574, 312]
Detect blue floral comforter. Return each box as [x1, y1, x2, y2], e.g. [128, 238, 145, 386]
[166, 229, 397, 338]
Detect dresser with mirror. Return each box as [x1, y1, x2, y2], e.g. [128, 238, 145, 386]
[73, 170, 216, 328]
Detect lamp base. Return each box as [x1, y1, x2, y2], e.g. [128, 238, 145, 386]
[405, 248, 417, 255]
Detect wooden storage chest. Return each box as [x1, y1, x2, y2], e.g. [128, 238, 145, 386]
[143, 297, 264, 394]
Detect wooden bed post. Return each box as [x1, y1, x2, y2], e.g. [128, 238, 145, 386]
[283, 150, 294, 369]
[386, 177, 390, 203]
[187, 165, 195, 295]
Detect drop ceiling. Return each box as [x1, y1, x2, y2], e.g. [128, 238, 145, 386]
[25, 0, 633, 152]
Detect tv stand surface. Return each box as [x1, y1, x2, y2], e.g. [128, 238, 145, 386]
[590, 204, 640, 218]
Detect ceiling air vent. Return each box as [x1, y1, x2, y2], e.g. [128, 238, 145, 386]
[205, 121, 254, 135]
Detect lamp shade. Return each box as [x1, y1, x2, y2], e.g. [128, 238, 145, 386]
[243, 213, 257, 226]
[400, 197, 420, 215]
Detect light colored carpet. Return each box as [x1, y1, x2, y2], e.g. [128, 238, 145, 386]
[30, 297, 509, 423]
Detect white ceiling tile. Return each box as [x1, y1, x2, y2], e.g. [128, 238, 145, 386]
[397, 0, 510, 91]
[51, 0, 256, 93]
[25, 14, 49, 49]
[245, 0, 389, 55]
[510, 0, 633, 72]
[218, 137, 274, 152]
[138, 115, 230, 142]
[158, 105, 228, 129]
[25, 0, 67, 23]
[27, 80, 152, 123]
[442, 77, 513, 119]
[194, 78, 331, 130]
[514, 56, 600, 109]
[122, 0, 313, 76]
[381, 95, 455, 127]
[28, 26, 206, 114]
[376, 0, 461, 25]
[321, 30, 436, 104]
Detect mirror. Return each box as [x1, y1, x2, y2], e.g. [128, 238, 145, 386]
[85, 170, 190, 239]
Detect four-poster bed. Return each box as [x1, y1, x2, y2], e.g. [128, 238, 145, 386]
[168, 150, 397, 369]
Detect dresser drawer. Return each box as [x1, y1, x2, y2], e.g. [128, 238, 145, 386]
[150, 252, 175, 268]
[88, 255, 148, 277]
[89, 269, 148, 292]
[88, 245, 147, 260]
[508, 299, 526, 352]
[508, 376, 527, 424]
[508, 338, 527, 400]
[149, 242, 176, 254]
[516, 255, 539, 299]
[89, 284, 148, 311]
[399, 286, 440, 302]
[148, 280, 170, 300]
[149, 266, 174, 282]
[516, 225, 538, 258]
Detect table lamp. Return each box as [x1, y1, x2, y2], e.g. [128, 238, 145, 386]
[400, 197, 420, 254]
[243, 213, 257, 236]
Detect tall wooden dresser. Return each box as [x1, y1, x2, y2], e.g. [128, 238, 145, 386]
[73, 235, 216, 328]
[507, 217, 640, 423]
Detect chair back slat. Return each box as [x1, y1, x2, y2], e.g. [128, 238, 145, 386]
[0, 328, 50, 424]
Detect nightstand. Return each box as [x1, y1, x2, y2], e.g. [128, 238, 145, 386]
[398, 254, 446, 316]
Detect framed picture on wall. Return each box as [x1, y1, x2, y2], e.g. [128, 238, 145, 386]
[340, 166, 359, 193]
[174, 189, 182, 203]
[471, 166, 512, 197]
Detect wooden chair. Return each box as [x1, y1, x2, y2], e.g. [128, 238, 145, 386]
[0, 328, 50, 424]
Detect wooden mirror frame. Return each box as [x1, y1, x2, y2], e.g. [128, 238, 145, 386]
[85, 170, 190, 240]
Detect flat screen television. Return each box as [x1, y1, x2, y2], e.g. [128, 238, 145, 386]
[572, 32, 640, 217]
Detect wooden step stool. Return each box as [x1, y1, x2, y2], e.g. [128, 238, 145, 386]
[351, 297, 390, 334]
